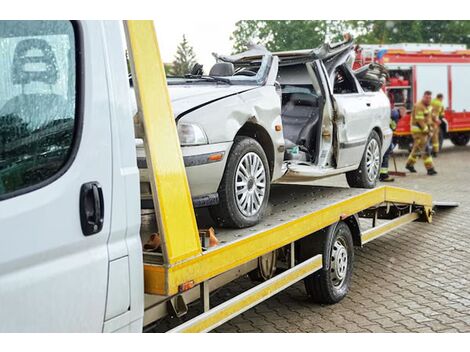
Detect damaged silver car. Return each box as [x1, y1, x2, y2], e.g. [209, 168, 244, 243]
[137, 36, 392, 228]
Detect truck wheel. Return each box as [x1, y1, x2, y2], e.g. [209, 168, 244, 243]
[450, 133, 470, 146]
[210, 136, 270, 228]
[248, 250, 277, 282]
[304, 222, 354, 304]
[397, 136, 412, 152]
[346, 130, 381, 189]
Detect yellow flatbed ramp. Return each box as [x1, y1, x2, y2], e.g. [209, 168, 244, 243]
[142, 184, 432, 332]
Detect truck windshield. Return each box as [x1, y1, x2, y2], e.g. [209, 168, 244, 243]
[167, 54, 273, 86]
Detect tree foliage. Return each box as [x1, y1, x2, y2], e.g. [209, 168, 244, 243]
[171, 34, 197, 76]
[231, 20, 470, 53]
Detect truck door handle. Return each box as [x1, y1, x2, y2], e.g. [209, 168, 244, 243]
[80, 182, 104, 236]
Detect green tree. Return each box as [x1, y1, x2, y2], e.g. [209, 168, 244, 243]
[231, 20, 353, 53]
[231, 20, 470, 53]
[356, 21, 470, 47]
[172, 34, 197, 76]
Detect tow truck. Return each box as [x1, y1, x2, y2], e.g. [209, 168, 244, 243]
[0, 20, 438, 332]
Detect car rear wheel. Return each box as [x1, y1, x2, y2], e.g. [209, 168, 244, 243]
[210, 136, 270, 228]
[346, 130, 382, 189]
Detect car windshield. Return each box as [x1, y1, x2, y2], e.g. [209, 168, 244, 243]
[167, 53, 273, 86]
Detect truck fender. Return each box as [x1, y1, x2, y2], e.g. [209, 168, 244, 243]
[296, 215, 362, 269]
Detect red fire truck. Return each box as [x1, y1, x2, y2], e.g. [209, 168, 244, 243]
[355, 44, 470, 150]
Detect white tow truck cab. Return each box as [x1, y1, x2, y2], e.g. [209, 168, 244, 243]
[0, 20, 435, 333]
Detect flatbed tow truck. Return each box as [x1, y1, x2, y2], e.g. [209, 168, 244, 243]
[0, 20, 444, 333]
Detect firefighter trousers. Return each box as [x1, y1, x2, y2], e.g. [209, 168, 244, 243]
[406, 132, 434, 170]
[431, 123, 440, 153]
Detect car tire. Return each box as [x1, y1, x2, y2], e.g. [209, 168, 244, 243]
[304, 222, 354, 304]
[210, 136, 271, 228]
[450, 133, 470, 146]
[346, 130, 381, 189]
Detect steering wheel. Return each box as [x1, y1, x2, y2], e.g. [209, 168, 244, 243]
[233, 69, 257, 77]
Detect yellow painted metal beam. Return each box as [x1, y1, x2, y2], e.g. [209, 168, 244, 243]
[125, 21, 201, 265]
[361, 211, 419, 244]
[144, 186, 432, 295]
[168, 255, 323, 333]
[384, 186, 433, 208]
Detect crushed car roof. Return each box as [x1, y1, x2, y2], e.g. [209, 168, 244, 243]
[215, 34, 355, 66]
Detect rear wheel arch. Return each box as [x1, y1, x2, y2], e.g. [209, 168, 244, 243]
[236, 122, 275, 180]
[296, 216, 361, 264]
[372, 126, 383, 146]
[343, 215, 362, 247]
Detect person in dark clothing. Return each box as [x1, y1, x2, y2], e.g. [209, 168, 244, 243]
[379, 107, 404, 182]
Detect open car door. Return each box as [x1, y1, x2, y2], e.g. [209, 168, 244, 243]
[305, 60, 336, 168]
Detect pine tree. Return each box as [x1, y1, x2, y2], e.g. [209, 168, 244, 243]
[172, 35, 197, 76]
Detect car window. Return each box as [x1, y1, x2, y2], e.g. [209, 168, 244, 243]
[333, 65, 359, 94]
[0, 20, 77, 199]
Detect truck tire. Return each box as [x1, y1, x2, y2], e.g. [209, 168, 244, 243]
[346, 130, 381, 189]
[397, 136, 412, 152]
[450, 133, 470, 146]
[304, 222, 354, 304]
[210, 136, 270, 228]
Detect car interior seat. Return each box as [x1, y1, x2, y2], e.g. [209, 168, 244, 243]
[209, 62, 235, 77]
[281, 92, 321, 161]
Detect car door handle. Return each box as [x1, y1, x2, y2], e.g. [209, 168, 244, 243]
[366, 102, 371, 107]
[80, 182, 104, 236]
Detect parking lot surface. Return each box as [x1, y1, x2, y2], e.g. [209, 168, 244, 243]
[154, 142, 470, 333]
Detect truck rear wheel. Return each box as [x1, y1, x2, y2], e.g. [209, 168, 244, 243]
[210, 136, 270, 228]
[450, 133, 470, 146]
[304, 222, 354, 304]
[346, 130, 381, 189]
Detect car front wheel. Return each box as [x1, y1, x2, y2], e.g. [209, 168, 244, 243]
[210, 136, 270, 228]
[346, 130, 382, 189]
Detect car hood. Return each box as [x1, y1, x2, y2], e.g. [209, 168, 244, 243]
[168, 85, 256, 117]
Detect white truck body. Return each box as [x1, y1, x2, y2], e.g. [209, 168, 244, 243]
[0, 20, 143, 332]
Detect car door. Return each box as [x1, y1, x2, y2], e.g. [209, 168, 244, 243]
[0, 21, 112, 332]
[330, 64, 370, 168]
[305, 60, 335, 167]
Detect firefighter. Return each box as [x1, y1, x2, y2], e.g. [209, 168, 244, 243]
[380, 107, 404, 182]
[430, 93, 445, 157]
[405, 91, 438, 175]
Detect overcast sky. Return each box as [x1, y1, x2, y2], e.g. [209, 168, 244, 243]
[154, 19, 237, 72]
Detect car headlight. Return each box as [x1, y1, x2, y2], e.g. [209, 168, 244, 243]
[177, 123, 208, 146]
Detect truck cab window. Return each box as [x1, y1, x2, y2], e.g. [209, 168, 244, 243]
[333, 65, 358, 94]
[0, 21, 77, 199]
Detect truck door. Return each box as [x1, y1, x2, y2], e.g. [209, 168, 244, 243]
[0, 21, 112, 332]
[330, 64, 370, 168]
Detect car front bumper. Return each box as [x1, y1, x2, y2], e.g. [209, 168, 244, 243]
[181, 142, 232, 200]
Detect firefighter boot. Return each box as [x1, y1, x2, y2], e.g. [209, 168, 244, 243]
[427, 168, 438, 176]
[379, 174, 395, 182]
[406, 164, 417, 173]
